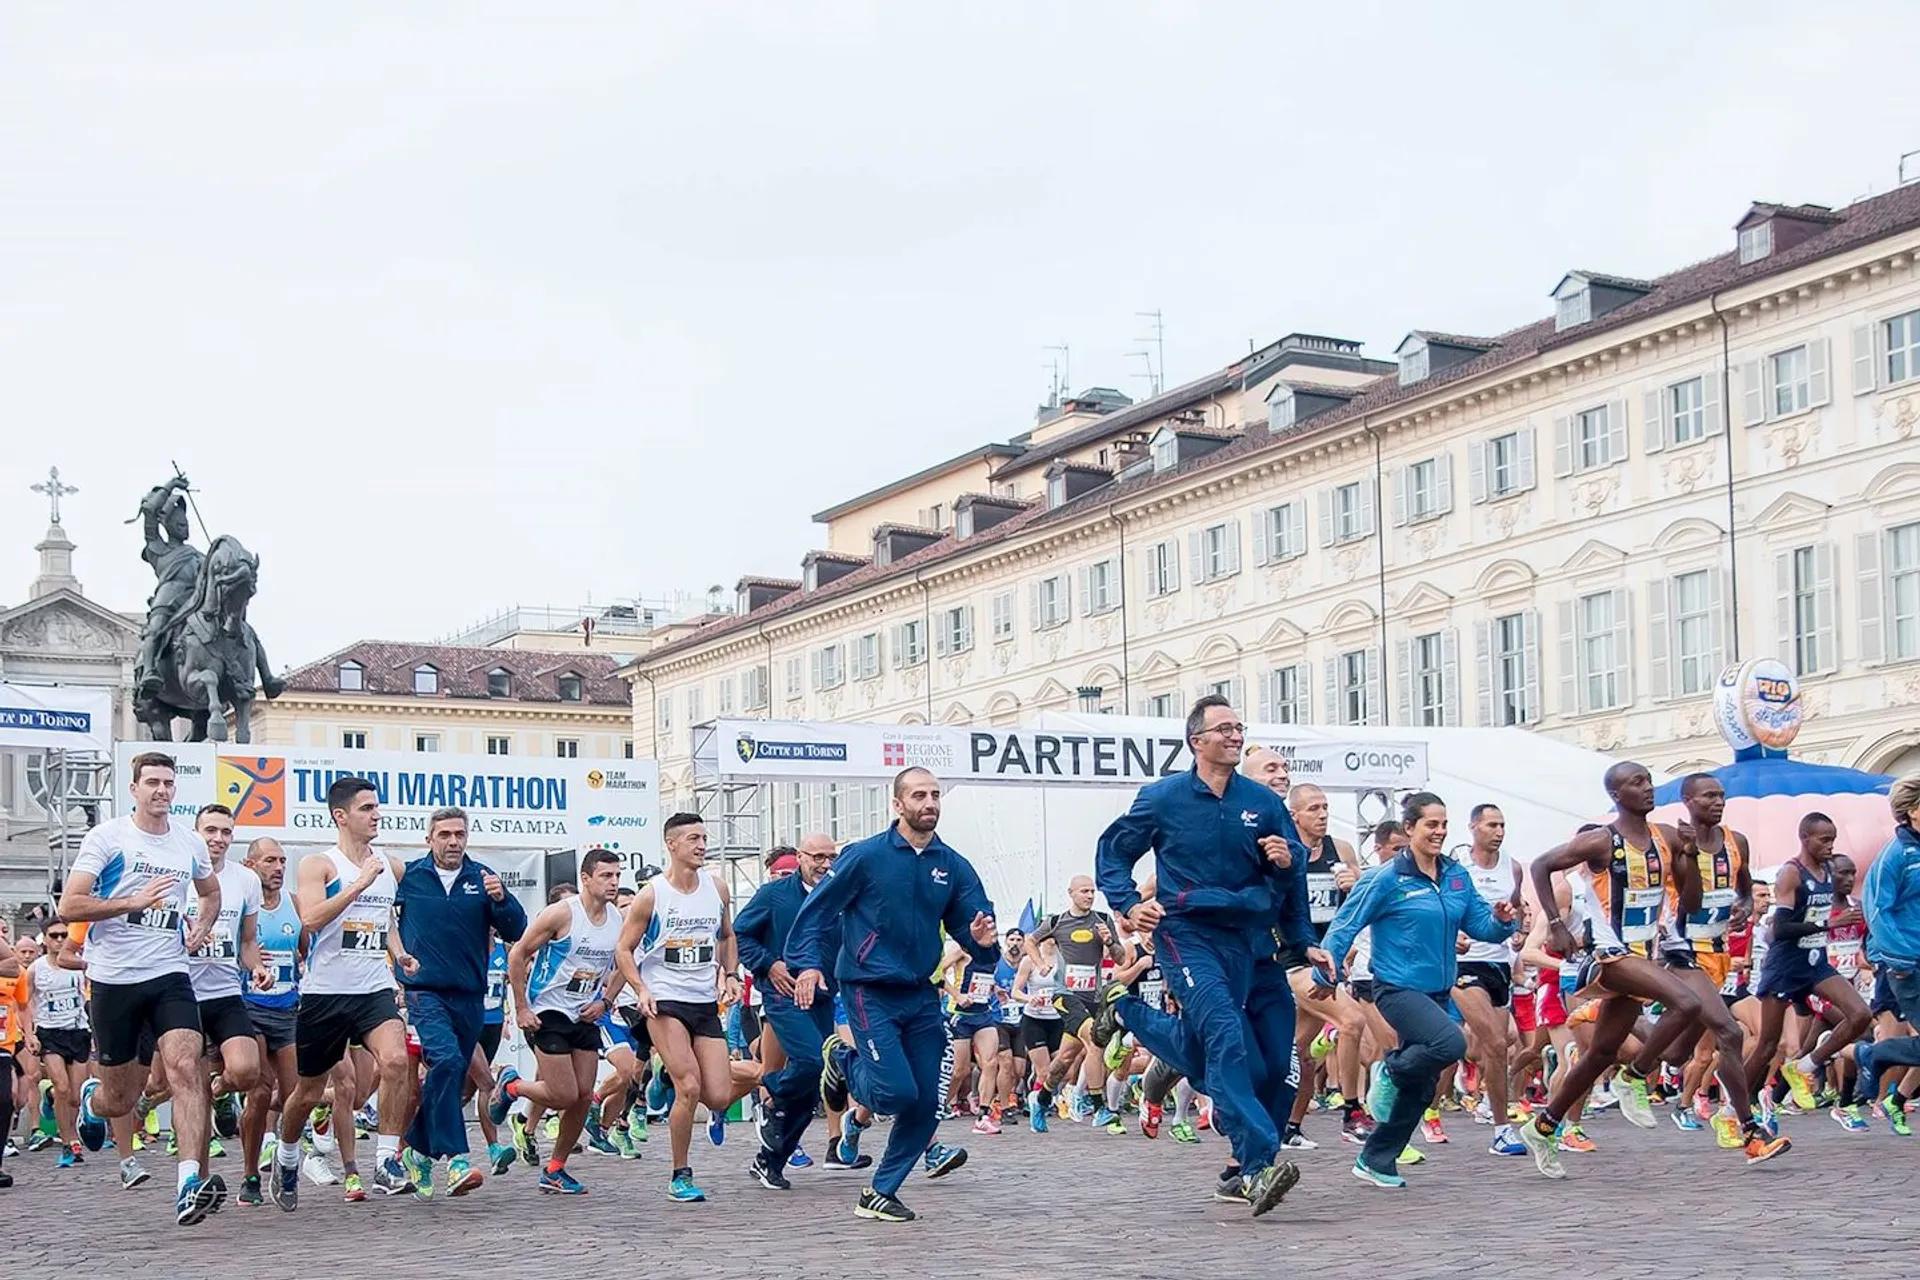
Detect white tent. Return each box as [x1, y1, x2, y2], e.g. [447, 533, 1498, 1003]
[934, 711, 1651, 918]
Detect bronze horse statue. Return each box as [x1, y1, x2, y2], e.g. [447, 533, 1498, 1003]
[135, 534, 284, 742]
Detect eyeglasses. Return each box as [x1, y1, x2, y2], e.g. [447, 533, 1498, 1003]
[1202, 722, 1247, 737]
[47, 932, 68, 941]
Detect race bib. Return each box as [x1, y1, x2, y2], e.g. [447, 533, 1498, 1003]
[1307, 873, 1340, 924]
[47, 992, 83, 1015]
[966, 972, 994, 1002]
[193, 923, 238, 960]
[566, 968, 603, 995]
[664, 938, 713, 971]
[1828, 939, 1862, 974]
[341, 920, 389, 953]
[1138, 979, 1165, 1008]
[1686, 888, 1737, 939]
[1799, 904, 1831, 950]
[486, 972, 507, 1008]
[128, 905, 182, 933]
[1025, 990, 1053, 1014]
[1620, 888, 1664, 944]
[269, 957, 297, 990]
[1064, 963, 1097, 992]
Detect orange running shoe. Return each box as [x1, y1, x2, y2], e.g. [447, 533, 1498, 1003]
[1557, 1127, 1598, 1154]
[1743, 1130, 1791, 1165]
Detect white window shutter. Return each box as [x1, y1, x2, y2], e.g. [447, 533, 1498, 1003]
[1610, 588, 1633, 706]
[1852, 323, 1877, 395]
[1740, 359, 1765, 426]
[1774, 550, 1794, 666]
[1230, 676, 1245, 710]
[1257, 669, 1273, 723]
[1288, 502, 1307, 560]
[1706, 567, 1726, 679]
[933, 619, 949, 658]
[1808, 338, 1831, 407]
[1253, 509, 1272, 566]
[1189, 530, 1205, 583]
[1643, 388, 1666, 454]
[1701, 374, 1724, 438]
[1857, 531, 1883, 663]
[1813, 542, 1837, 673]
[810, 648, 823, 691]
[1439, 628, 1459, 726]
[1357, 480, 1376, 536]
[1165, 540, 1181, 592]
[1607, 399, 1628, 465]
[1029, 581, 1043, 631]
[1396, 637, 1412, 726]
[1224, 519, 1242, 575]
[1522, 609, 1542, 725]
[1323, 658, 1340, 725]
[1292, 662, 1312, 724]
[1435, 453, 1454, 514]
[1558, 600, 1579, 715]
[1077, 565, 1091, 617]
[1647, 579, 1670, 700]
[1060, 576, 1073, 622]
[1553, 415, 1573, 477]
[1475, 620, 1494, 726]
[1392, 466, 1409, 527]
[1469, 438, 1487, 504]
[1137, 547, 1153, 599]
[1517, 427, 1537, 491]
[1318, 490, 1334, 547]
[1365, 647, 1382, 726]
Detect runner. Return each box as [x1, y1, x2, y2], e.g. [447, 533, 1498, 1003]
[0, 926, 20, 1189]
[1855, 773, 1920, 1120]
[614, 814, 761, 1203]
[1025, 876, 1128, 1130]
[1318, 793, 1518, 1190]
[268, 776, 419, 1210]
[492, 847, 621, 1196]
[787, 767, 999, 1223]
[473, 932, 515, 1172]
[238, 838, 302, 1205]
[182, 804, 269, 1182]
[1520, 763, 1788, 1178]
[1010, 937, 1063, 1132]
[60, 751, 227, 1224]
[991, 929, 1028, 1121]
[1449, 803, 1526, 1157]
[23, 920, 89, 1167]
[1280, 782, 1369, 1148]
[1742, 813, 1873, 1119]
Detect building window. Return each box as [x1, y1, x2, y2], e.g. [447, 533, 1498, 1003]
[1886, 309, 1920, 386]
[486, 735, 510, 756]
[337, 660, 364, 692]
[555, 738, 579, 759]
[1575, 405, 1613, 471]
[412, 664, 438, 696]
[854, 633, 882, 680]
[1034, 574, 1070, 629]
[1339, 649, 1371, 726]
[1491, 612, 1533, 727]
[1785, 547, 1829, 677]
[485, 668, 510, 698]
[1487, 431, 1521, 498]
[1892, 522, 1920, 661]
[937, 605, 974, 655]
[413, 733, 438, 753]
[1555, 288, 1591, 330]
[813, 644, 847, 689]
[341, 730, 367, 750]
[1672, 570, 1715, 696]
[1151, 432, 1177, 470]
[744, 666, 769, 710]
[1144, 540, 1179, 596]
[1266, 665, 1302, 724]
[656, 694, 672, 732]
[1406, 458, 1441, 522]
[624, 740, 634, 759]
[1203, 678, 1235, 702]
[557, 673, 583, 702]
[1046, 473, 1068, 508]
[1771, 345, 1811, 417]
[990, 591, 1016, 641]
[1144, 692, 1178, 718]
[1334, 482, 1367, 542]
[1668, 377, 1707, 446]
[1258, 502, 1303, 564]
[1411, 632, 1445, 726]
[716, 677, 734, 715]
[686, 686, 704, 724]
[1738, 221, 1772, 264]
[894, 620, 926, 667]
[1082, 559, 1119, 615]
[784, 655, 803, 699]
[1268, 389, 1296, 432]
[1193, 521, 1240, 582]
[1398, 344, 1429, 386]
[1579, 591, 1623, 712]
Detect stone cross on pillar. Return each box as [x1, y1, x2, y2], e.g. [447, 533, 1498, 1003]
[31, 466, 78, 525]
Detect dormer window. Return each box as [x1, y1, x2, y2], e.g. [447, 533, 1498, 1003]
[337, 660, 363, 692]
[557, 673, 584, 702]
[1555, 288, 1591, 331]
[1739, 221, 1772, 264]
[1150, 428, 1178, 471]
[1398, 341, 1429, 387]
[1267, 388, 1296, 432]
[1046, 472, 1068, 508]
[412, 664, 438, 696]
[487, 668, 511, 698]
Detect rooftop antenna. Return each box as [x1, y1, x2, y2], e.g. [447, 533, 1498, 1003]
[1041, 355, 1061, 408]
[1044, 342, 1071, 399]
[1133, 310, 1164, 396]
[1126, 351, 1158, 397]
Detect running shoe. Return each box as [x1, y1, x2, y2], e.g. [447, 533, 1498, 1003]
[1889, 1102, 1914, 1138]
[402, 1147, 435, 1198]
[77, 1078, 106, 1152]
[749, 1151, 792, 1191]
[1193, 1101, 1211, 1130]
[1672, 1108, 1704, 1132]
[1366, 1062, 1398, 1124]
[586, 1126, 619, 1156]
[1282, 1124, 1318, 1151]
[1102, 1029, 1132, 1074]
[38, 1078, 55, 1126]
[1091, 1105, 1117, 1129]
[1088, 979, 1128, 1050]
[1245, 1161, 1301, 1218]
[609, 1126, 639, 1160]
[1170, 1120, 1198, 1143]
[1103, 1113, 1125, 1136]
[1831, 1105, 1870, 1134]
[1341, 1111, 1375, 1145]
[627, 1102, 650, 1141]
[213, 1090, 241, 1140]
[544, 1114, 563, 1141]
[1310, 1027, 1337, 1062]
[373, 1155, 416, 1196]
[58, 1144, 81, 1168]
[1613, 1070, 1657, 1129]
[1519, 1118, 1566, 1179]
[1324, 1088, 1347, 1111]
[1473, 1098, 1495, 1125]
[1694, 1092, 1717, 1122]
[971, 1113, 1002, 1136]
[707, 1109, 727, 1147]
[447, 1155, 483, 1197]
[1030, 1104, 1049, 1134]
[269, 1161, 300, 1210]
[924, 1143, 968, 1178]
[583, 1109, 614, 1152]
[820, 1036, 852, 1112]
[1419, 1109, 1448, 1144]
[1212, 1173, 1250, 1204]
[823, 1144, 873, 1171]
[666, 1170, 707, 1202]
[1140, 1101, 1163, 1139]
[789, 1144, 814, 1167]
[1351, 1159, 1406, 1190]
[340, 1170, 367, 1202]
[200, 1173, 229, 1217]
[1711, 1110, 1743, 1149]
[303, 1153, 339, 1186]
[510, 1113, 539, 1167]
[176, 1174, 217, 1226]
[27, 1131, 57, 1153]
[1557, 1127, 1597, 1154]
[1398, 1144, 1426, 1165]
[854, 1187, 914, 1222]
[237, 1173, 263, 1206]
[259, 1134, 278, 1171]
[1743, 1127, 1791, 1165]
[121, 1157, 152, 1191]
[1489, 1124, 1526, 1156]
[488, 1141, 515, 1175]
[487, 1068, 520, 1126]
[540, 1166, 589, 1195]
[1588, 1084, 1620, 1111]
[1779, 1059, 1818, 1112]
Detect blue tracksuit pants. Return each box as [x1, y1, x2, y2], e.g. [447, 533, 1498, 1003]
[1115, 920, 1279, 1172]
[758, 989, 835, 1166]
[404, 989, 484, 1159]
[842, 981, 945, 1197]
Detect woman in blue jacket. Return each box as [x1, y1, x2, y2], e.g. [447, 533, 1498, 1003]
[1318, 791, 1517, 1190]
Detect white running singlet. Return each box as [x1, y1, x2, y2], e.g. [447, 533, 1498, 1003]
[29, 955, 88, 1030]
[67, 815, 213, 985]
[301, 847, 398, 996]
[638, 870, 724, 1003]
[1459, 848, 1516, 964]
[186, 861, 265, 1000]
[528, 896, 622, 1020]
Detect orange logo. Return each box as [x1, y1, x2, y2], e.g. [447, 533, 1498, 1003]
[219, 755, 286, 826]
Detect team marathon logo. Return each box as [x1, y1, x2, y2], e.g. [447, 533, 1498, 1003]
[585, 767, 650, 792]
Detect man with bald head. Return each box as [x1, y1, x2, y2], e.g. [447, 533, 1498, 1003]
[238, 837, 302, 1201]
[1279, 782, 1369, 1147]
[1026, 874, 1131, 1129]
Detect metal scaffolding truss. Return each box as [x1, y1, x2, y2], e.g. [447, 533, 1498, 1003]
[688, 720, 767, 900]
[27, 749, 112, 897]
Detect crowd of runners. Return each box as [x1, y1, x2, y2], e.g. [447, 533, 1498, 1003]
[4, 709, 1920, 1225]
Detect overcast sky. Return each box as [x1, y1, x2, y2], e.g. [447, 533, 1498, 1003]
[4, 2, 1917, 667]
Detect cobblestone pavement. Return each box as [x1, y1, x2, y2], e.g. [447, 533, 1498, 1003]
[6, 1107, 1918, 1279]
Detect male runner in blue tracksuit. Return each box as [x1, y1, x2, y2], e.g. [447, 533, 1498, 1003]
[1091, 695, 1308, 1218]
[787, 767, 998, 1224]
[735, 835, 846, 1188]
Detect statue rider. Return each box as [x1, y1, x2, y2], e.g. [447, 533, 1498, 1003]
[135, 474, 202, 701]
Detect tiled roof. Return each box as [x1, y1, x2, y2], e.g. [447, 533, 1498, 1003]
[1742, 201, 1843, 226]
[286, 641, 628, 706]
[641, 181, 1920, 668]
[989, 366, 1243, 480]
[1564, 270, 1654, 292]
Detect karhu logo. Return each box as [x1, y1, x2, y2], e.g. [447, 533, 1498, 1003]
[930, 867, 949, 884]
[1240, 810, 1259, 828]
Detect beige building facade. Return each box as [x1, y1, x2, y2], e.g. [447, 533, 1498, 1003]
[627, 185, 1920, 839]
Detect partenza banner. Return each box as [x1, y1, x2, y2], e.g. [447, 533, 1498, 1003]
[712, 720, 1427, 790]
[0, 681, 113, 753]
[111, 741, 659, 855]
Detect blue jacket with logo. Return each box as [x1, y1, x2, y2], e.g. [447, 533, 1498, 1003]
[1095, 768, 1308, 932]
[1320, 852, 1515, 994]
[736, 872, 841, 993]
[1865, 823, 1920, 969]
[395, 856, 529, 996]
[785, 826, 996, 989]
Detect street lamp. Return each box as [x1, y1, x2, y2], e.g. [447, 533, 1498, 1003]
[1076, 685, 1104, 714]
